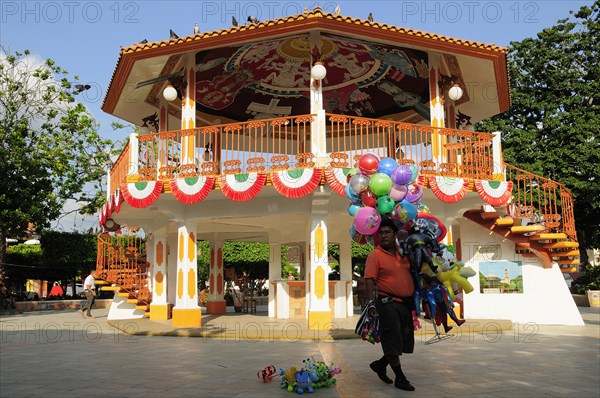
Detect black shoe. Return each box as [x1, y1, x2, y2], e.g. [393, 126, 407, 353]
[370, 361, 393, 384]
[395, 377, 415, 391]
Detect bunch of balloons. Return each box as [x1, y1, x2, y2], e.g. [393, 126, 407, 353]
[347, 153, 422, 244]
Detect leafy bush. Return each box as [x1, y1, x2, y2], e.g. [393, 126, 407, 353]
[571, 263, 600, 294]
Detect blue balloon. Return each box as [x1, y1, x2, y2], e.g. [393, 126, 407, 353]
[401, 200, 418, 221]
[345, 183, 360, 202]
[348, 202, 362, 216]
[377, 157, 398, 176]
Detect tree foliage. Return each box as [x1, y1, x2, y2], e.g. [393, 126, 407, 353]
[3, 231, 96, 290]
[478, 2, 600, 256]
[0, 49, 114, 275]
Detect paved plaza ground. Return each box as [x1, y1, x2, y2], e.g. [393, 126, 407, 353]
[1, 307, 598, 397]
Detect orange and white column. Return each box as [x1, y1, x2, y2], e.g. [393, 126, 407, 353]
[150, 229, 169, 320]
[180, 56, 196, 166]
[307, 218, 332, 330]
[206, 239, 226, 314]
[429, 55, 446, 164]
[172, 223, 201, 327]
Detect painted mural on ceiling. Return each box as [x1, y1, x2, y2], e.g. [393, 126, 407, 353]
[194, 34, 430, 121]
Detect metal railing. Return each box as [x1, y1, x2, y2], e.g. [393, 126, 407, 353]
[136, 115, 313, 181]
[326, 114, 494, 179]
[108, 113, 498, 190]
[96, 232, 151, 306]
[504, 163, 576, 240]
[109, 141, 131, 197]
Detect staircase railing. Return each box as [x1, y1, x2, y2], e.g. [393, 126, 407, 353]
[504, 163, 577, 240]
[96, 232, 151, 306]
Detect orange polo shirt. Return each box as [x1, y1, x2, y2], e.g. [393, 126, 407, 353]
[365, 246, 414, 298]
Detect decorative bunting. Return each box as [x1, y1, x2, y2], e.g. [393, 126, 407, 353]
[272, 168, 322, 198]
[113, 189, 123, 213]
[98, 203, 107, 228]
[171, 176, 215, 204]
[121, 181, 164, 208]
[219, 173, 266, 202]
[475, 180, 514, 206]
[428, 176, 469, 203]
[325, 168, 350, 196]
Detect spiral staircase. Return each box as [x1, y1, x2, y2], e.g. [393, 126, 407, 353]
[463, 163, 579, 272]
[95, 232, 151, 316]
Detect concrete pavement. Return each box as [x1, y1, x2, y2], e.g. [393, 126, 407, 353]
[1, 307, 598, 397]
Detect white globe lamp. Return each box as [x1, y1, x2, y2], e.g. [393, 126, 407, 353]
[447, 84, 464, 101]
[311, 62, 327, 81]
[163, 85, 178, 101]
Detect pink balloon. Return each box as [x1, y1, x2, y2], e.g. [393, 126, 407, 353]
[353, 207, 381, 235]
[389, 184, 408, 202]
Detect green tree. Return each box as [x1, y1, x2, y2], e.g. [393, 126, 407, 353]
[479, 2, 600, 260]
[0, 49, 114, 275]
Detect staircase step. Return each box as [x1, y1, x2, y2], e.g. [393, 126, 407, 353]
[135, 305, 149, 312]
[100, 286, 120, 291]
[480, 212, 500, 220]
[560, 267, 577, 273]
[556, 259, 580, 265]
[511, 225, 544, 234]
[543, 241, 579, 249]
[552, 250, 580, 257]
[126, 299, 139, 304]
[118, 292, 130, 298]
[94, 280, 110, 285]
[529, 233, 567, 241]
[495, 218, 514, 226]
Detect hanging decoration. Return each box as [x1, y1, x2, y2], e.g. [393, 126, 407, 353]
[271, 168, 322, 198]
[113, 188, 123, 213]
[219, 173, 266, 202]
[171, 176, 215, 204]
[121, 181, 164, 208]
[475, 179, 514, 206]
[325, 167, 350, 196]
[428, 176, 469, 203]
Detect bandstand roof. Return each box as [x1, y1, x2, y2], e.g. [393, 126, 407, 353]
[102, 7, 509, 129]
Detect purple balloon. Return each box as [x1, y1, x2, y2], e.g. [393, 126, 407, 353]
[391, 165, 413, 186]
[405, 183, 423, 204]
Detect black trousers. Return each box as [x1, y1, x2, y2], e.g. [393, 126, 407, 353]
[375, 297, 415, 356]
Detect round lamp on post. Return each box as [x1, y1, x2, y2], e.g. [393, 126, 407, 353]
[163, 84, 178, 101]
[447, 84, 464, 102]
[311, 62, 327, 90]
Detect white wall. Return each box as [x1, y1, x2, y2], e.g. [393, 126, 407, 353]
[460, 220, 584, 325]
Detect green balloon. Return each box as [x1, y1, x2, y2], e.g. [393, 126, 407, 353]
[369, 173, 392, 196]
[376, 195, 395, 215]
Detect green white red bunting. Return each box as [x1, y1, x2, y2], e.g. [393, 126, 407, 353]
[219, 173, 266, 202]
[113, 189, 123, 213]
[475, 180, 514, 206]
[171, 176, 215, 204]
[271, 168, 323, 198]
[121, 181, 164, 208]
[428, 176, 469, 203]
[325, 168, 350, 196]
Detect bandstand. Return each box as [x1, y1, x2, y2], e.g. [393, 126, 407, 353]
[96, 7, 583, 329]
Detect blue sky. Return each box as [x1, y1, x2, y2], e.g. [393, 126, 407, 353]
[1, 0, 593, 142]
[0, 0, 592, 230]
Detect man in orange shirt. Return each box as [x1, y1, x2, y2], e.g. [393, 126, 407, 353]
[365, 218, 416, 391]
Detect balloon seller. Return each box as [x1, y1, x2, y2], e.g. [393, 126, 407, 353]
[364, 218, 416, 392]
